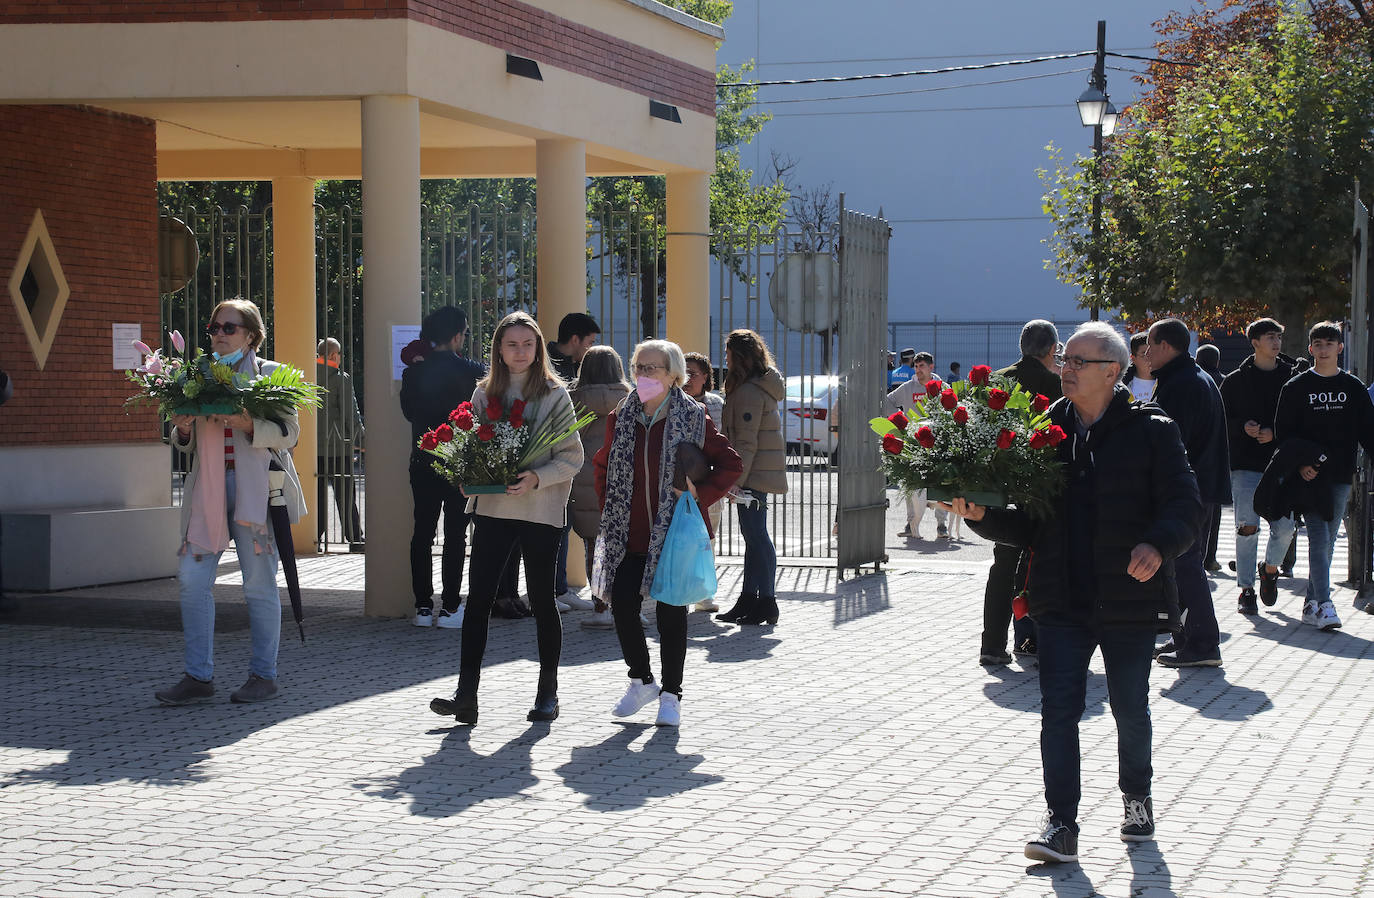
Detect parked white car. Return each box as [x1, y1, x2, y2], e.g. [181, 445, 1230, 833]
[784, 374, 840, 456]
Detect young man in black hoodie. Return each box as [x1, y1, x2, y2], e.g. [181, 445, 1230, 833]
[401, 306, 486, 629]
[1220, 318, 1296, 614]
[1274, 321, 1374, 630]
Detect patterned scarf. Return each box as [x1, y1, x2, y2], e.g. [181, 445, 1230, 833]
[591, 386, 706, 600]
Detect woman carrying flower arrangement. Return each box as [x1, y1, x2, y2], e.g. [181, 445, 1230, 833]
[429, 311, 583, 725]
[154, 298, 305, 707]
[592, 340, 742, 727]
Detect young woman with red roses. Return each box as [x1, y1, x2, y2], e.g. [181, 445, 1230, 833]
[429, 311, 583, 725]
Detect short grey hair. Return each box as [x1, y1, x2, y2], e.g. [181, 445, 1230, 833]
[1020, 319, 1059, 359]
[1069, 321, 1129, 373]
[630, 339, 688, 388]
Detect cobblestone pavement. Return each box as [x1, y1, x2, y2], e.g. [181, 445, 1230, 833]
[1, 505, 1372, 898]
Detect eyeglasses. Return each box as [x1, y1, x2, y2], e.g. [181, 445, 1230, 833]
[206, 321, 244, 336]
[633, 363, 666, 376]
[1055, 354, 1115, 371]
[686, 367, 707, 378]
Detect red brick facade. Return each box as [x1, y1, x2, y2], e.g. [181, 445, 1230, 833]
[0, 1, 716, 115]
[0, 105, 160, 446]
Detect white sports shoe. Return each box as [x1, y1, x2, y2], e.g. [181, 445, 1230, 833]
[612, 679, 661, 717]
[1301, 601, 1322, 627]
[655, 692, 681, 727]
[436, 606, 464, 629]
[555, 599, 572, 613]
[413, 608, 434, 628]
[580, 608, 614, 629]
[558, 591, 596, 611]
[1316, 602, 1342, 631]
[694, 599, 720, 613]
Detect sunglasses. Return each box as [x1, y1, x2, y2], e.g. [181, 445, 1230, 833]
[206, 322, 244, 336]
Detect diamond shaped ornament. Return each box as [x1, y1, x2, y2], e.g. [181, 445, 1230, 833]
[7, 209, 70, 370]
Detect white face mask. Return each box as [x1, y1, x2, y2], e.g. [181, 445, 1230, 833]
[636, 375, 666, 404]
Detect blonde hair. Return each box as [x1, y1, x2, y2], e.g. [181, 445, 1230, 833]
[631, 339, 688, 389]
[479, 311, 556, 401]
[211, 298, 267, 351]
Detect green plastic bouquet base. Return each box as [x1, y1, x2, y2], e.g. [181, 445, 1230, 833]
[463, 483, 514, 495]
[924, 485, 1008, 508]
[172, 401, 240, 416]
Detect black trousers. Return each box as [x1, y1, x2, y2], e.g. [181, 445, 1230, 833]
[461, 514, 563, 692]
[409, 457, 469, 611]
[1204, 502, 1223, 566]
[611, 553, 688, 698]
[981, 543, 1036, 655]
[317, 456, 363, 543]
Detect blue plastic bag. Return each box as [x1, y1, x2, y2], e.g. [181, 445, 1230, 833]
[649, 492, 718, 607]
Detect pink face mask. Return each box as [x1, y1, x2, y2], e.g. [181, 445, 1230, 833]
[636, 375, 666, 403]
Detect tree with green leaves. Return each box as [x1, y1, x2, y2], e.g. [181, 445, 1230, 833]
[1041, 2, 1374, 341]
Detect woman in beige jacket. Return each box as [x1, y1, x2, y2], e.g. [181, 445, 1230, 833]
[429, 312, 583, 726]
[716, 329, 788, 626]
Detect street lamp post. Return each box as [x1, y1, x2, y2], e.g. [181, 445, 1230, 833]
[1076, 20, 1116, 321]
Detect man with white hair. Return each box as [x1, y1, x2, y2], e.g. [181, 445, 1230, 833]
[948, 321, 1201, 863]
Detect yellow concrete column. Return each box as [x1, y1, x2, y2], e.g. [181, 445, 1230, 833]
[666, 170, 711, 356]
[535, 139, 587, 338]
[271, 176, 318, 555]
[361, 95, 421, 618]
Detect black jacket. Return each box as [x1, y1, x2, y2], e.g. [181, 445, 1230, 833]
[399, 351, 486, 450]
[996, 355, 1062, 402]
[1150, 352, 1231, 505]
[547, 342, 577, 383]
[968, 387, 1200, 631]
[1254, 438, 1335, 523]
[1274, 368, 1374, 482]
[1219, 354, 1294, 473]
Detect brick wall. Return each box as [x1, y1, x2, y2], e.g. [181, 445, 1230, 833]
[0, 1, 716, 116]
[0, 105, 160, 446]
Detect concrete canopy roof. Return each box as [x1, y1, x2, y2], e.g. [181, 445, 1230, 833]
[0, 1, 720, 181]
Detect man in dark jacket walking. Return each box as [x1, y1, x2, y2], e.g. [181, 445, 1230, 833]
[1147, 318, 1230, 668]
[979, 319, 1061, 664]
[401, 306, 486, 629]
[1219, 318, 1296, 614]
[949, 322, 1200, 864]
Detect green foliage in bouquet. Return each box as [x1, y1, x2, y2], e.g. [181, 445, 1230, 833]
[126, 331, 324, 422]
[871, 365, 1066, 519]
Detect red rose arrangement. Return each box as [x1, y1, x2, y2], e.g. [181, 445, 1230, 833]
[418, 396, 594, 490]
[871, 366, 1066, 517]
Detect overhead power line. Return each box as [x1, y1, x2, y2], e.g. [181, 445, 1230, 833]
[754, 68, 1091, 106]
[755, 47, 1158, 67]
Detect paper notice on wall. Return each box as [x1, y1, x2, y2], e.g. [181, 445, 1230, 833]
[393, 325, 422, 380]
[112, 323, 143, 370]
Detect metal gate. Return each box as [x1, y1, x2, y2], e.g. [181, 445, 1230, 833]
[836, 205, 890, 575]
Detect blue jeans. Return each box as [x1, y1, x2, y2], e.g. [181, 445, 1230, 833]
[1230, 470, 1296, 588]
[1037, 618, 1155, 831]
[1304, 483, 1351, 607]
[177, 469, 282, 682]
[1175, 503, 1220, 657]
[736, 488, 777, 597]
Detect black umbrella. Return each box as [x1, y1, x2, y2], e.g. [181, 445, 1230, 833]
[268, 462, 306, 642]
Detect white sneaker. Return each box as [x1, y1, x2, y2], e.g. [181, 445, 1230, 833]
[1316, 602, 1342, 631]
[581, 608, 615, 629]
[436, 606, 464, 629]
[694, 599, 720, 613]
[1302, 601, 1322, 627]
[555, 599, 572, 613]
[612, 679, 661, 717]
[558, 591, 596, 611]
[413, 608, 434, 628]
[655, 692, 681, 727]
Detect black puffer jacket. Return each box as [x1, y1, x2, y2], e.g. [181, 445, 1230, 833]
[1151, 352, 1231, 505]
[968, 388, 1200, 631]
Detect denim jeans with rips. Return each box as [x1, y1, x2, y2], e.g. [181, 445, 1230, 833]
[1230, 469, 1296, 589]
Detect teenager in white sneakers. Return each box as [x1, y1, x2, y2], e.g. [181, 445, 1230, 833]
[591, 340, 741, 726]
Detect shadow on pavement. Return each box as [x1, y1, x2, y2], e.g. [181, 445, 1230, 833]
[353, 724, 545, 818]
[833, 573, 890, 625]
[1128, 842, 1175, 897]
[553, 724, 720, 811]
[1155, 667, 1272, 720]
[1025, 859, 1099, 896]
[1241, 609, 1374, 660]
[981, 668, 1109, 719]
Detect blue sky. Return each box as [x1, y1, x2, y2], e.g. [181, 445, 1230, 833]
[715, 0, 1185, 322]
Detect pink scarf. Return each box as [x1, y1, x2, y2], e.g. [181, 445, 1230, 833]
[184, 350, 273, 556]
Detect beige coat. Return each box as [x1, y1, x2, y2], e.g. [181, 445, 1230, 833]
[465, 378, 584, 528]
[724, 368, 788, 495]
[567, 381, 630, 541]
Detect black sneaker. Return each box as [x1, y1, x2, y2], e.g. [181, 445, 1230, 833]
[1121, 793, 1154, 842]
[937, 524, 949, 539]
[1013, 637, 1038, 658]
[1237, 588, 1258, 615]
[1152, 639, 1175, 659]
[1258, 565, 1279, 606]
[1025, 820, 1078, 863]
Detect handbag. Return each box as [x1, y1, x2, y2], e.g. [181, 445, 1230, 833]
[649, 492, 718, 607]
